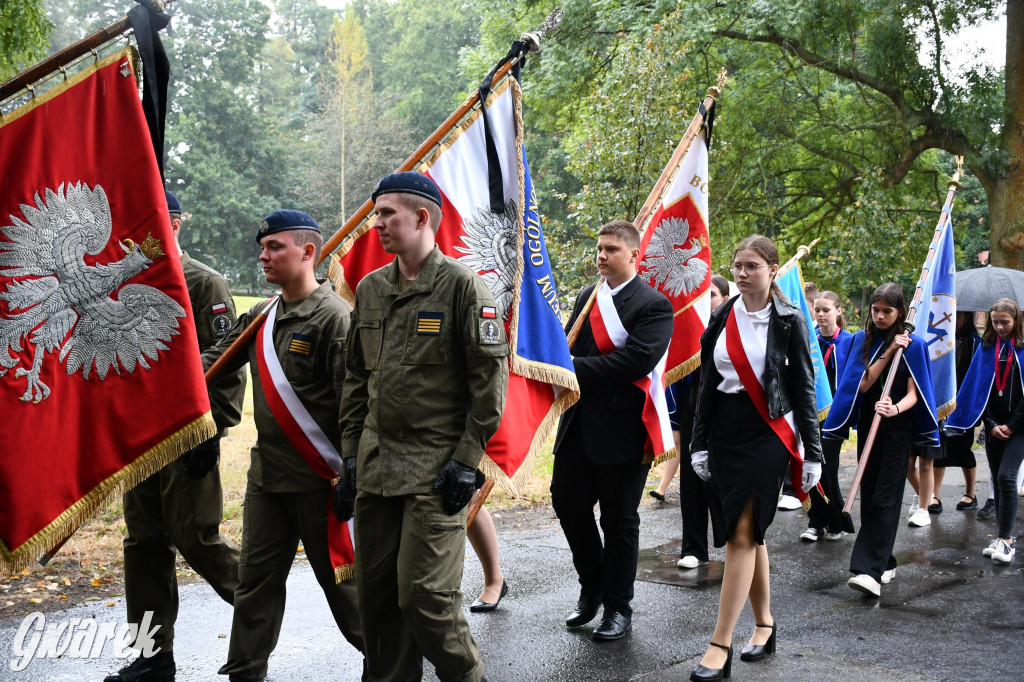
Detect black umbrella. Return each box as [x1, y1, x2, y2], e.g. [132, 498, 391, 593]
[955, 266, 1024, 311]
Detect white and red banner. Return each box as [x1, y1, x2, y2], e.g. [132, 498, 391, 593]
[0, 50, 216, 571]
[637, 126, 713, 385]
[588, 281, 673, 458]
[333, 74, 579, 493]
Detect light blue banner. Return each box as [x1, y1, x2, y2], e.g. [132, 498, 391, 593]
[777, 263, 832, 418]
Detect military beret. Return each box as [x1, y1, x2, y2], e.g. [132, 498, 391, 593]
[371, 172, 442, 208]
[256, 209, 321, 244]
[165, 190, 181, 215]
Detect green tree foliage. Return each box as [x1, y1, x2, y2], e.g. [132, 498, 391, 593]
[0, 0, 51, 80]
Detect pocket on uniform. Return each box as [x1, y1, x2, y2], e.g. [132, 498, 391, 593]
[357, 316, 384, 370]
[410, 512, 466, 593]
[403, 310, 448, 365]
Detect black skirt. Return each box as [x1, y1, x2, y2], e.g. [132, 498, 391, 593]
[707, 390, 791, 547]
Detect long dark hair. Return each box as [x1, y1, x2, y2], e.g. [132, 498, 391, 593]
[862, 283, 907, 363]
[732, 234, 783, 301]
[982, 298, 1024, 347]
[710, 274, 730, 299]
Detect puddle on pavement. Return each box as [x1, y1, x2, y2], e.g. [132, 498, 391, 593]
[636, 540, 724, 588]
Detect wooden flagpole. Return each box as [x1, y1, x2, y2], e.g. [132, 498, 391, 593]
[566, 69, 727, 350]
[776, 238, 820, 278]
[842, 158, 964, 517]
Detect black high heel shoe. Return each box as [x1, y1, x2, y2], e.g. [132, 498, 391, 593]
[690, 641, 732, 681]
[739, 621, 776, 662]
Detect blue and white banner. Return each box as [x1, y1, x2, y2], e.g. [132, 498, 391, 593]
[776, 262, 832, 419]
[914, 211, 957, 418]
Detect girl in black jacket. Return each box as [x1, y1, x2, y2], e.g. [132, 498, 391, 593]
[688, 235, 823, 681]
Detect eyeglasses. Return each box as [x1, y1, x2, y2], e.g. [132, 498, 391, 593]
[731, 263, 769, 275]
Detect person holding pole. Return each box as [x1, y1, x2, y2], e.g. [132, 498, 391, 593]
[337, 172, 508, 682]
[945, 298, 1024, 564]
[823, 283, 939, 597]
[202, 210, 366, 681]
[688, 235, 822, 680]
[551, 220, 673, 641]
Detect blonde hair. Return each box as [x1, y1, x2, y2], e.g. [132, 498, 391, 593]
[983, 298, 1024, 347]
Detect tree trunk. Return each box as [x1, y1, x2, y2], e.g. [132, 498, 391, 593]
[991, 0, 1024, 269]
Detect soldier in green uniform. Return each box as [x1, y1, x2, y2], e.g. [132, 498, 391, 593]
[336, 173, 509, 682]
[106, 191, 246, 682]
[202, 210, 364, 682]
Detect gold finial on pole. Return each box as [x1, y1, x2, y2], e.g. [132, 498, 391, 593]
[707, 67, 728, 100]
[777, 238, 821, 276]
[949, 155, 964, 189]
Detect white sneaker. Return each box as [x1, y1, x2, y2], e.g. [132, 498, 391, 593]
[991, 540, 1016, 564]
[983, 539, 1000, 557]
[677, 555, 708, 569]
[825, 531, 845, 541]
[800, 527, 822, 542]
[908, 494, 920, 518]
[908, 507, 931, 527]
[848, 573, 881, 597]
[778, 495, 802, 511]
[880, 568, 896, 584]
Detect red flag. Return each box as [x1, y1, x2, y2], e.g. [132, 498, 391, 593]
[332, 75, 579, 493]
[0, 50, 216, 571]
[637, 127, 713, 385]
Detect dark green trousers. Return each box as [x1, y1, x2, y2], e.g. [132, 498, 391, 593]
[355, 491, 484, 682]
[122, 449, 239, 653]
[218, 484, 363, 681]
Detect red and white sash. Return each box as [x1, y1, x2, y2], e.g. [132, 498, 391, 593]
[725, 305, 820, 509]
[588, 280, 673, 459]
[255, 300, 355, 581]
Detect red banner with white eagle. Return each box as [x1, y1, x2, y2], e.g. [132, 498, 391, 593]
[331, 72, 579, 494]
[637, 125, 713, 385]
[0, 50, 216, 572]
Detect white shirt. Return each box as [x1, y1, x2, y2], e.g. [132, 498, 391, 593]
[714, 297, 771, 393]
[608, 274, 636, 297]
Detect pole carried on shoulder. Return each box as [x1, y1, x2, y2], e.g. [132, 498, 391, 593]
[566, 69, 727, 350]
[842, 158, 964, 517]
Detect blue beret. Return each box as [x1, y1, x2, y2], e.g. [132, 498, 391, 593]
[256, 210, 321, 244]
[165, 190, 181, 214]
[371, 172, 442, 208]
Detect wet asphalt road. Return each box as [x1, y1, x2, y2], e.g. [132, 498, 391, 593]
[1, 465, 1021, 682]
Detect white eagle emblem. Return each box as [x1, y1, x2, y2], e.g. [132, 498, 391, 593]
[454, 200, 518, 320]
[0, 183, 185, 403]
[640, 216, 709, 298]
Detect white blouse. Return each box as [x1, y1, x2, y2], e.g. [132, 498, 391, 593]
[714, 297, 771, 393]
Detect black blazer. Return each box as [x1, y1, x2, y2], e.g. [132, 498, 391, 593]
[690, 294, 823, 463]
[553, 277, 674, 465]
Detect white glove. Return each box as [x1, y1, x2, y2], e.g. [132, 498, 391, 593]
[691, 451, 710, 481]
[801, 461, 822, 493]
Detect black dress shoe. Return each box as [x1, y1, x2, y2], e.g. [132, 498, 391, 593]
[469, 580, 508, 612]
[978, 498, 997, 520]
[104, 652, 175, 682]
[690, 641, 732, 681]
[739, 621, 776, 662]
[927, 496, 943, 514]
[956, 495, 977, 510]
[592, 610, 631, 641]
[565, 593, 602, 627]
[649, 490, 666, 502]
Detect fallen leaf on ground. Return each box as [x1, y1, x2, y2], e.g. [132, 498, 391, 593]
[106, 601, 115, 607]
[91, 579, 102, 587]
[29, 597, 43, 604]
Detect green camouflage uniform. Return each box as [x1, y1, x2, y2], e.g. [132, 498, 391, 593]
[122, 251, 246, 654]
[203, 281, 363, 681]
[340, 246, 509, 682]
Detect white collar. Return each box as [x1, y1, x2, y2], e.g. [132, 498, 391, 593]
[609, 274, 636, 296]
[735, 296, 771, 319]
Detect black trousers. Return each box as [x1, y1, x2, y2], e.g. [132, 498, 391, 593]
[675, 387, 709, 561]
[849, 434, 911, 581]
[985, 432, 1024, 539]
[807, 437, 854, 534]
[550, 435, 650, 614]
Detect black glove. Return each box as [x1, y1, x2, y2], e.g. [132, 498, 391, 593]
[332, 458, 358, 522]
[180, 438, 220, 480]
[431, 459, 478, 515]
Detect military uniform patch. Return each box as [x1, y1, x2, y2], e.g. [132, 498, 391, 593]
[288, 332, 313, 355]
[211, 314, 231, 338]
[416, 312, 443, 335]
[211, 302, 227, 314]
[481, 306, 497, 319]
[479, 318, 501, 345]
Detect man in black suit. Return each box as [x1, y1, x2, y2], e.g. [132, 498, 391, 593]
[551, 220, 674, 641]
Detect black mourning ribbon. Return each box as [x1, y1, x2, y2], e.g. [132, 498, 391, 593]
[127, 2, 171, 180]
[477, 40, 527, 214]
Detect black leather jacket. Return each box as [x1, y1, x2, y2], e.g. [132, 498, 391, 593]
[690, 294, 823, 463]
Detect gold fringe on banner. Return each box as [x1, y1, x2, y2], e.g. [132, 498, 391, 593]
[334, 563, 355, 583]
[0, 413, 216, 573]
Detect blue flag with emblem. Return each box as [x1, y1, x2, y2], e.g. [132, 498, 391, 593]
[914, 211, 957, 419]
[776, 262, 832, 420]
